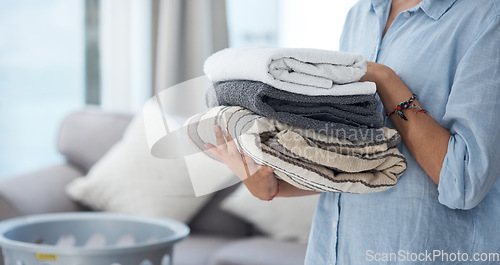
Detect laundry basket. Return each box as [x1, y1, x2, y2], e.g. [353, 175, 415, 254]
[0, 212, 189, 265]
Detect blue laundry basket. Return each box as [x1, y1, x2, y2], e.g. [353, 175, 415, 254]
[0, 213, 189, 265]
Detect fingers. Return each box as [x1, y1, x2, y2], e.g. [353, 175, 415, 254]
[239, 152, 252, 180]
[214, 125, 241, 155]
[224, 131, 239, 155]
[207, 125, 240, 162]
[241, 152, 259, 176]
[204, 143, 222, 159]
[240, 165, 278, 200]
[256, 165, 275, 176]
[208, 125, 278, 201]
[214, 125, 226, 150]
[262, 165, 275, 173]
[207, 125, 270, 182]
[240, 164, 275, 183]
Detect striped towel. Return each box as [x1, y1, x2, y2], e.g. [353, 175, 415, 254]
[185, 106, 407, 193]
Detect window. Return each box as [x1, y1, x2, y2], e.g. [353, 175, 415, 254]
[0, 0, 84, 178]
[226, 0, 358, 50]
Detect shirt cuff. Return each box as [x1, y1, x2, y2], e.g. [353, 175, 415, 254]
[437, 135, 467, 209]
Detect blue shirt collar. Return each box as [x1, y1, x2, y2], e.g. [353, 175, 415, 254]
[370, 0, 458, 20]
[420, 0, 458, 20]
[370, 0, 388, 11]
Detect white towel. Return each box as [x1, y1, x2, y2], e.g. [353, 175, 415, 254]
[203, 46, 375, 96]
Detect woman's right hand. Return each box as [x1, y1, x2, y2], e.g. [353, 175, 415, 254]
[204, 125, 279, 200]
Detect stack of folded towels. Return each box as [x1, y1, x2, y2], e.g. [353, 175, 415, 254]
[185, 47, 407, 193]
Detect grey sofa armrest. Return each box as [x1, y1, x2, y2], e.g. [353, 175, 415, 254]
[189, 183, 253, 238]
[57, 108, 132, 173]
[0, 164, 86, 221]
[0, 108, 133, 222]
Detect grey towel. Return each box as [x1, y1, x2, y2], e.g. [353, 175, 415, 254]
[209, 80, 384, 140]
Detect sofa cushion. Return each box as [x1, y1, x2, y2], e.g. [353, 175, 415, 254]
[220, 184, 320, 243]
[188, 183, 252, 238]
[65, 114, 213, 223]
[57, 108, 132, 173]
[0, 164, 85, 221]
[207, 237, 307, 265]
[173, 235, 234, 265]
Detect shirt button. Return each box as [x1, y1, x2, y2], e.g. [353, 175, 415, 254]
[403, 11, 411, 18]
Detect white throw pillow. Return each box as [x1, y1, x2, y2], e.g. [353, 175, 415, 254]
[220, 184, 320, 243]
[66, 114, 213, 223]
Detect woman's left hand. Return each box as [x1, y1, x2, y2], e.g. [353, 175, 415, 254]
[360, 61, 395, 85]
[359, 61, 450, 185]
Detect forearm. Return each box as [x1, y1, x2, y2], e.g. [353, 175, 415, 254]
[363, 63, 451, 185]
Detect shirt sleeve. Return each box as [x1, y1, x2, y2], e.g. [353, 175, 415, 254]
[438, 15, 500, 210]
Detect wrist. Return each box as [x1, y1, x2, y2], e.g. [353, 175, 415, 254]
[267, 181, 280, 201]
[365, 63, 414, 106]
[371, 63, 396, 88]
[361, 62, 396, 90]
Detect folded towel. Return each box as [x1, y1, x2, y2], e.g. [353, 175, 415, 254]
[209, 81, 384, 137]
[185, 106, 407, 193]
[204, 46, 376, 96]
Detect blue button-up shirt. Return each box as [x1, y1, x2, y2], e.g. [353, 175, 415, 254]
[305, 0, 500, 264]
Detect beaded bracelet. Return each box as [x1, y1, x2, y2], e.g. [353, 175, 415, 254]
[385, 94, 427, 121]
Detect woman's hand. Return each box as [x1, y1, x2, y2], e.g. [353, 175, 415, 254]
[205, 125, 279, 200]
[360, 61, 395, 84]
[359, 61, 451, 185]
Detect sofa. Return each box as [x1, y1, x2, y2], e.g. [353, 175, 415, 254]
[0, 108, 309, 265]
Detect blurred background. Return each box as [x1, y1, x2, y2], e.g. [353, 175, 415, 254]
[0, 0, 357, 179]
